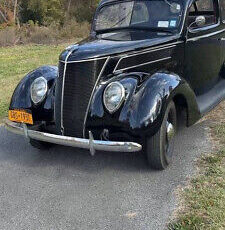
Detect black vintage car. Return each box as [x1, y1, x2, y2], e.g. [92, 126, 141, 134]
[5, 0, 225, 170]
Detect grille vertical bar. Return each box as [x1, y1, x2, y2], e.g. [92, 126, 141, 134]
[55, 62, 65, 135]
[60, 59, 106, 138]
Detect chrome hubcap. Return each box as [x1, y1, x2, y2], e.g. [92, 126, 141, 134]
[166, 122, 175, 143]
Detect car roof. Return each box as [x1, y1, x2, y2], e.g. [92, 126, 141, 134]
[99, 0, 190, 7]
[99, 0, 189, 3]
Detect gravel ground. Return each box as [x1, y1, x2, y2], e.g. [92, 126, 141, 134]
[0, 122, 212, 230]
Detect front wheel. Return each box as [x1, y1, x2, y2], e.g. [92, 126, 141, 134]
[145, 101, 177, 170]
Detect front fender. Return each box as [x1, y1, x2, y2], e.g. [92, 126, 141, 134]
[9, 65, 58, 123]
[86, 72, 200, 139]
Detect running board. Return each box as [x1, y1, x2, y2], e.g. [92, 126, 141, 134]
[197, 79, 225, 115]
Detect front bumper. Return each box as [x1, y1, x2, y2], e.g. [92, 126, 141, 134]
[4, 119, 142, 155]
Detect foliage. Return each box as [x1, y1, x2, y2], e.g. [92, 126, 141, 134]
[0, 26, 16, 46]
[0, 0, 16, 25]
[0, 21, 90, 46]
[20, 0, 64, 25]
[0, 0, 101, 26]
[67, 0, 99, 23]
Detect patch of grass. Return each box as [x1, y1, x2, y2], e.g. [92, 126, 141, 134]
[0, 43, 71, 122]
[169, 110, 225, 230]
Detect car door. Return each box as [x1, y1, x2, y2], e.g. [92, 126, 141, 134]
[184, 0, 223, 95]
[220, 0, 225, 76]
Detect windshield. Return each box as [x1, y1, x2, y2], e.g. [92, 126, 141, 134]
[94, 0, 184, 33]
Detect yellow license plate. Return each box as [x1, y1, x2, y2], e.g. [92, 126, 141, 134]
[9, 110, 33, 125]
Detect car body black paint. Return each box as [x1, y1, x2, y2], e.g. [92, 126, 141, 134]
[86, 72, 199, 139]
[9, 0, 225, 143]
[9, 66, 58, 123]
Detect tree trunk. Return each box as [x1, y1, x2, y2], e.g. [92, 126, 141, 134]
[13, 0, 18, 22]
[67, 0, 72, 13]
[0, 8, 7, 22]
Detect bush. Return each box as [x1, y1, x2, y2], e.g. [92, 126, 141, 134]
[73, 5, 96, 23]
[0, 27, 17, 46]
[20, 0, 64, 25]
[0, 20, 91, 47]
[57, 20, 90, 39]
[26, 26, 57, 44]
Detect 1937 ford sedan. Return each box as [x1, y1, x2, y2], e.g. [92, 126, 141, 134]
[5, 0, 225, 170]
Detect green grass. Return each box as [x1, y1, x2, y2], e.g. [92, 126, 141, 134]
[169, 121, 225, 230]
[0, 44, 69, 121]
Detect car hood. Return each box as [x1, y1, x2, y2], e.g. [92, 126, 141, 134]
[59, 31, 181, 62]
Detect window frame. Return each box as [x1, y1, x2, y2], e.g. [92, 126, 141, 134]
[187, 0, 220, 33]
[220, 0, 225, 24]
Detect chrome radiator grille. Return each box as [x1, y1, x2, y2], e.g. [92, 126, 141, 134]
[57, 59, 106, 138]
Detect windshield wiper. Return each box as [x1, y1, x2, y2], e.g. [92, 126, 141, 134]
[96, 26, 173, 34]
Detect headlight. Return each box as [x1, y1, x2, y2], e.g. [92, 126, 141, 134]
[103, 81, 125, 113]
[30, 77, 48, 104]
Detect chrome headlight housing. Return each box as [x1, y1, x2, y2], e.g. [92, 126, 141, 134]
[103, 81, 125, 113]
[30, 77, 48, 105]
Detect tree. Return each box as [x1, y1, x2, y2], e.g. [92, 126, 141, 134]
[0, 0, 101, 26]
[13, 0, 17, 22]
[20, 0, 64, 25]
[64, 0, 99, 23]
[0, 0, 19, 24]
[0, 8, 7, 23]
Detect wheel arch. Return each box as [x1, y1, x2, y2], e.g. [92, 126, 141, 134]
[172, 83, 201, 127]
[173, 93, 189, 127]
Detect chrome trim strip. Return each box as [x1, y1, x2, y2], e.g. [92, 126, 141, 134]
[113, 41, 183, 59]
[179, 0, 189, 36]
[114, 57, 172, 73]
[59, 56, 108, 64]
[60, 50, 73, 135]
[188, 22, 220, 34]
[113, 44, 178, 73]
[187, 29, 225, 42]
[117, 44, 176, 59]
[4, 120, 142, 153]
[59, 41, 183, 65]
[82, 56, 110, 138]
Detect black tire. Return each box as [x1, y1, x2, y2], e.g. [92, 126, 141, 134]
[145, 101, 177, 170]
[29, 139, 53, 150]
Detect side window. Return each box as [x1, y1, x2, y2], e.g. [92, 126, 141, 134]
[195, 0, 214, 11]
[189, 5, 196, 12]
[221, 0, 225, 22]
[131, 2, 149, 25]
[188, 0, 218, 29]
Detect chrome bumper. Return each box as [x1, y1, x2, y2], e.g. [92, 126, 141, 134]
[4, 119, 142, 155]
